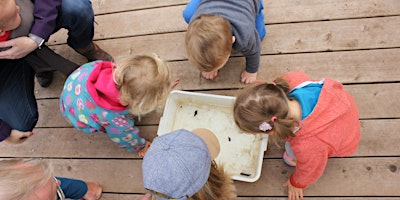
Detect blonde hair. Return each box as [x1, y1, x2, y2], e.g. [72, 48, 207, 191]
[0, 159, 53, 200]
[150, 161, 236, 200]
[113, 54, 171, 117]
[192, 161, 236, 200]
[185, 14, 232, 72]
[233, 77, 299, 140]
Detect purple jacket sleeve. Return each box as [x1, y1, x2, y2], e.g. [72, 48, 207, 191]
[30, 0, 62, 40]
[0, 120, 12, 142]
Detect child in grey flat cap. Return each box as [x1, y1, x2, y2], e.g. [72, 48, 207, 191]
[141, 128, 236, 200]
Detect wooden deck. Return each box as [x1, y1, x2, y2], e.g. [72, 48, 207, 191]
[1, 0, 400, 199]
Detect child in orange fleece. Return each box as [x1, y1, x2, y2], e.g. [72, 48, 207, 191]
[233, 71, 360, 200]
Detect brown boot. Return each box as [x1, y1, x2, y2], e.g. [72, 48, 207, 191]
[75, 42, 113, 62]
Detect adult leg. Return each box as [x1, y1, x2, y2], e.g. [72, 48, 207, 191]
[0, 60, 38, 132]
[56, 0, 112, 61]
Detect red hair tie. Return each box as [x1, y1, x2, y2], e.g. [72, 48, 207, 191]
[271, 116, 277, 122]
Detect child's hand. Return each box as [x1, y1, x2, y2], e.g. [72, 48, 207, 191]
[4, 130, 34, 144]
[283, 180, 304, 200]
[138, 141, 152, 158]
[241, 70, 257, 84]
[201, 70, 218, 80]
[170, 77, 180, 91]
[140, 193, 152, 200]
[82, 182, 102, 200]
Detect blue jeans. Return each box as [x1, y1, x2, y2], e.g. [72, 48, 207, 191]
[56, 0, 95, 49]
[0, 60, 38, 132]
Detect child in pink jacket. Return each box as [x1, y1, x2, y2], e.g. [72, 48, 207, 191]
[233, 71, 360, 200]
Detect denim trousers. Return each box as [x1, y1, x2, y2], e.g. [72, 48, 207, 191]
[56, 0, 95, 49]
[0, 0, 94, 132]
[0, 60, 38, 132]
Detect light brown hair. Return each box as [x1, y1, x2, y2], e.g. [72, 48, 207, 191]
[233, 77, 298, 140]
[185, 14, 232, 72]
[113, 54, 171, 117]
[150, 161, 236, 200]
[0, 159, 53, 200]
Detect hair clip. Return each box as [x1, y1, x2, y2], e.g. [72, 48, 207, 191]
[259, 122, 273, 132]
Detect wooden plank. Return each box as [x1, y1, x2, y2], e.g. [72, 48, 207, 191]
[36, 99, 162, 127]
[0, 119, 397, 159]
[234, 157, 400, 196]
[170, 49, 400, 91]
[33, 157, 400, 196]
[34, 48, 400, 99]
[48, 6, 187, 45]
[347, 83, 400, 119]
[266, 0, 400, 24]
[48, 14, 400, 52]
[0, 126, 157, 158]
[48, 16, 400, 66]
[91, 0, 400, 22]
[264, 16, 400, 54]
[92, 0, 187, 14]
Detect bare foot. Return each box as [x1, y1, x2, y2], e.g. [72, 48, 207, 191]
[82, 182, 102, 200]
[138, 141, 151, 158]
[241, 70, 257, 84]
[201, 70, 218, 80]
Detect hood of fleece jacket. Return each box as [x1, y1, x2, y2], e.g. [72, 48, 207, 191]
[291, 77, 360, 145]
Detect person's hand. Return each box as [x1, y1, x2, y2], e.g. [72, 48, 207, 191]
[201, 70, 218, 80]
[138, 141, 152, 158]
[170, 77, 180, 91]
[0, 36, 38, 59]
[82, 182, 102, 200]
[140, 193, 152, 200]
[283, 180, 304, 200]
[241, 70, 257, 84]
[4, 130, 34, 144]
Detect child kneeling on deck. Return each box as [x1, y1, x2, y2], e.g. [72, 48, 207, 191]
[141, 128, 236, 200]
[183, 0, 266, 84]
[59, 54, 179, 156]
[233, 71, 361, 200]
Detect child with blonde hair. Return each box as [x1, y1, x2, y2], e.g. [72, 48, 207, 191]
[0, 159, 102, 200]
[183, 0, 266, 84]
[60, 55, 178, 156]
[233, 71, 360, 200]
[142, 128, 236, 200]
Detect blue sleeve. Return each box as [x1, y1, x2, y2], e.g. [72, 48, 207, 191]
[56, 177, 88, 199]
[255, 0, 266, 40]
[182, 0, 201, 23]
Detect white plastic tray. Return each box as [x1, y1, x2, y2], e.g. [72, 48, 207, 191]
[157, 90, 268, 182]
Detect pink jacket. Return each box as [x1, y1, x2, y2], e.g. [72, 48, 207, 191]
[283, 71, 360, 188]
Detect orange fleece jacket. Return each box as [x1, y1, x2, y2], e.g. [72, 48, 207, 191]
[283, 71, 361, 188]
